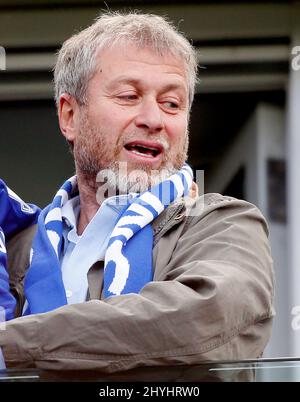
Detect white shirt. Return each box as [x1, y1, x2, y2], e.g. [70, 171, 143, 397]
[21, 193, 136, 313]
[60, 193, 136, 304]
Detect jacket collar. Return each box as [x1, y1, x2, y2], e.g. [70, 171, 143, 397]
[152, 199, 187, 245]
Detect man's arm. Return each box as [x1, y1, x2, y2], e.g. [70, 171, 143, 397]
[0, 195, 275, 372]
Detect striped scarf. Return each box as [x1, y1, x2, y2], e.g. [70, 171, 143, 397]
[1, 164, 193, 317]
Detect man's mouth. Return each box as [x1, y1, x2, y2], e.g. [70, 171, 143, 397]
[124, 141, 163, 159]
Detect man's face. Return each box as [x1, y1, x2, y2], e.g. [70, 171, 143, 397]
[73, 43, 190, 191]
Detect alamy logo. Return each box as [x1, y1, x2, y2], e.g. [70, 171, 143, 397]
[95, 162, 205, 217]
[291, 305, 300, 331]
[291, 46, 300, 71]
[0, 46, 6, 71]
[0, 306, 6, 330]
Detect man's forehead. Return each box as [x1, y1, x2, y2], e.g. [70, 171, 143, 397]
[97, 43, 186, 73]
[95, 47, 186, 86]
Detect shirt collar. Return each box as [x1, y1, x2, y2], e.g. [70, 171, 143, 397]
[61, 195, 81, 245]
[102, 193, 138, 212]
[61, 195, 80, 229]
[61, 192, 138, 245]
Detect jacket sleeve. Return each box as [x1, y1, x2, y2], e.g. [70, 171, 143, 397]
[0, 195, 275, 372]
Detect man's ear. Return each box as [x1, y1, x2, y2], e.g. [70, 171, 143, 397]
[189, 181, 199, 199]
[58, 93, 81, 142]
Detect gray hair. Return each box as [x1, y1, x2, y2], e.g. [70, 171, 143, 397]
[54, 11, 198, 109]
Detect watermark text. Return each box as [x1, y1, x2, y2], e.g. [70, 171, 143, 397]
[0, 46, 6, 71]
[291, 46, 300, 71]
[291, 305, 300, 331]
[95, 162, 205, 217]
[0, 306, 6, 331]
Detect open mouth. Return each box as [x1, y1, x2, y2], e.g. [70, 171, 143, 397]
[124, 141, 163, 159]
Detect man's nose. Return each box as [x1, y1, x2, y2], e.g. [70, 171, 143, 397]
[135, 98, 164, 133]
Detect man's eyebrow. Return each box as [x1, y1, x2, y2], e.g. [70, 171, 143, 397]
[159, 82, 187, 96]
[107, 76, 187, 95]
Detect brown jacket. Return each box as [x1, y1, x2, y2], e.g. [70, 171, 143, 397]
[0, 193, 275, 372]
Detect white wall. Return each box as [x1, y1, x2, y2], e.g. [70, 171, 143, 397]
[206, 103, 288, 357]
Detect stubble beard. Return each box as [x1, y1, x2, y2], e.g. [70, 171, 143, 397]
[73, 109, 189, 194]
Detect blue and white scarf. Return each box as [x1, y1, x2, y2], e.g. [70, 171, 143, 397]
[1, 164, 193, 318]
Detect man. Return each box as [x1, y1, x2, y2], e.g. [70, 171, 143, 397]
[0, 12, 274, 373]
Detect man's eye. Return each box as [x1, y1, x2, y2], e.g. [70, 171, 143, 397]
[163, 101, 179, 110]
[118, 94, 138, 101]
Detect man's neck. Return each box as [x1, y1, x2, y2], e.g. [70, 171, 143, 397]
[76, 173, 101, 235]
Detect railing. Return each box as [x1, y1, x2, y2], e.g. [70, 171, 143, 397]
[0, 357, 300, 382]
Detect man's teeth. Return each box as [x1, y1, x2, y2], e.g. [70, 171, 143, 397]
[131, 148, 154, 157]
[135, 145, 157, 152]
[127, 144, 160, 157]
[141, 146, 157, 151]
